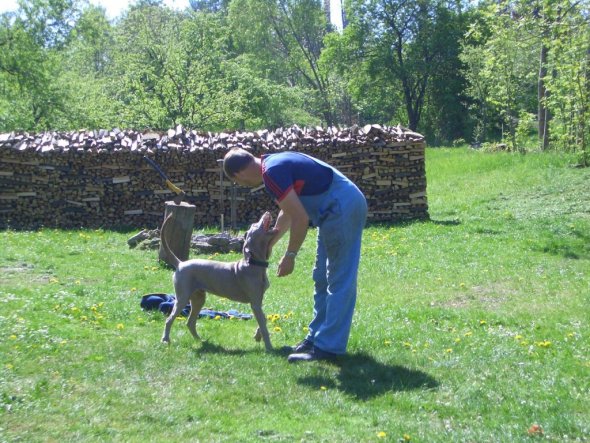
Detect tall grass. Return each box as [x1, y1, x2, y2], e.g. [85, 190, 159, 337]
[1, 148, 588, 442]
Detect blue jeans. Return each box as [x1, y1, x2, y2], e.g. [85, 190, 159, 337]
[299, 167, 367, 354]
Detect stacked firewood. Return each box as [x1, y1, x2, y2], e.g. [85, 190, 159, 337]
[0, 124, 427, 229]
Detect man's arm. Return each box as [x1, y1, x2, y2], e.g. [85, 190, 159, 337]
[276, 189, 309, 277]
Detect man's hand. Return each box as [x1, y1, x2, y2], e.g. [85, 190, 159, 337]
[277, 255, 295, 277]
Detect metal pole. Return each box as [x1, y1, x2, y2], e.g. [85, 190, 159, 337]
[216, 159, 224, 232]
[230, 182, 237, 231]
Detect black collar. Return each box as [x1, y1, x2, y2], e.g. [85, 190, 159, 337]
[247, 257, 269, 268]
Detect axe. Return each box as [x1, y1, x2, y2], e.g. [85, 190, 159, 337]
[143, 156, 186, 205]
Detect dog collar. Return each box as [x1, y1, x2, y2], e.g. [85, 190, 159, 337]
[247, 257, 269, 268]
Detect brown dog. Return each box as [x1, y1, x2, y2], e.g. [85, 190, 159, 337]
[159, 211, 276, 350]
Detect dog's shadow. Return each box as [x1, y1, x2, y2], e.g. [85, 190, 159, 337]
[297, 352, 439, 400]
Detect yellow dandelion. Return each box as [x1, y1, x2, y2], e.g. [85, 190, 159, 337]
[384, 340, 392, 346]
[49, 278, 59, 284]
[5, 363, 14, 370]
[445, 348, 453, 353]
[273, 326, 282, 332]
[81, 316, 88, 321]
[116, 323, 124, 330]
[320, 386, 327, 391]
[403, 434, 411, 441]
[454, 338, 461, 343]
[464, 331, 472, 337]
[459, 282, 466, 288]
[515, 334, 523, 341]
[377, 431, 386, 438]
[403, 341, 412, 348]
[144, 266, 149, 270]
[303, 326, 309, 333]
[479, 320, 487, 325]
[214, 315, 221, 320]
[9, 334, 17, 340]
[130, 287, 137, 292]
[75, 280, 81, 285]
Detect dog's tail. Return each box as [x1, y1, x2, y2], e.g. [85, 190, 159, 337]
[160, 214, 181, 270]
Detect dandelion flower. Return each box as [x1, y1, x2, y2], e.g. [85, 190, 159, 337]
[384, 340, 392, 346]
[403, 434, 412, 441]
[479, 320, 487, 325]
[116, 323, 124, 330]
[320, 386, 327, 391]
[273, 326, 282, 332]
[214, 315, 221, 320]
[445, 348, 453, 353]
[376, 431, 386, 438]
[9, 334, 17, 340]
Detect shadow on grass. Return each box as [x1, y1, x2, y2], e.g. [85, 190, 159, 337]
[297, 352, 439, 400]
[190, 341, 250, 357]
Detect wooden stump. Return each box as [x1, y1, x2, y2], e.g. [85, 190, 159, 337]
[159, 201, 196, 267]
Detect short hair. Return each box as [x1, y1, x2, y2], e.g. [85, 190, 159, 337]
[223, 148, 255, 178]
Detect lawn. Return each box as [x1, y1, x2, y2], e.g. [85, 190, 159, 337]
[1, 147, 589, 442]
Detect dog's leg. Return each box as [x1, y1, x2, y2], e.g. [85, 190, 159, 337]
[187, 289, 206, 340]
[162, 275, 192, 343]
[250, 303, 272, 351]
[161, 298, 184, 343]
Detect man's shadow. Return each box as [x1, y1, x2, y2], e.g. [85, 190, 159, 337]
[297, 352, 438, 401]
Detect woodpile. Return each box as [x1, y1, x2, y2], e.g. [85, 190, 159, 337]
[0, 124, 428, 229]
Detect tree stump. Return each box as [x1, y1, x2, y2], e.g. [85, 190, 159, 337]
[158, 201, 196, 267]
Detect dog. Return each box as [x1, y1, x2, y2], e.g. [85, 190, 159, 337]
[160, 211, 276, 351]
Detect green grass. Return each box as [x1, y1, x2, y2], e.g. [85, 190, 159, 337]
[1, 148, 589, 442]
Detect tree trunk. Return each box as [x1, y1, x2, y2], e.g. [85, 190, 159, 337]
[158, 201, 196, 267]
[538, 41, 550, 150]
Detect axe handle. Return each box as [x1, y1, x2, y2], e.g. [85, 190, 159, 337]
[143, 156, 184, 196]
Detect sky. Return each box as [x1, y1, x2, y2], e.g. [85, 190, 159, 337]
[0, 0, 188, 20]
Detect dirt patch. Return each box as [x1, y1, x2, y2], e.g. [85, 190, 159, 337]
[432, 283, 512, 309]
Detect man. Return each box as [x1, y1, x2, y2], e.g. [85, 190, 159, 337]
[223, 148, 367, 362]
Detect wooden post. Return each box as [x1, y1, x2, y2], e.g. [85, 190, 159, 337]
[159, 201, 196, 267]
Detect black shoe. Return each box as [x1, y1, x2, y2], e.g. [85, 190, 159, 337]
[287, 346, 339, 363]
[280, 338, 313, 355]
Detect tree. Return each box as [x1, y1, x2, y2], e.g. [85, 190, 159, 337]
[336, 0, 467, 133]
[460, 1, 538, 150]
[228, 0, 334, 125]
[0, 0, 85, 131]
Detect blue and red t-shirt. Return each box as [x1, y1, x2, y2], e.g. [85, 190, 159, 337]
[262, 152, 333, 202]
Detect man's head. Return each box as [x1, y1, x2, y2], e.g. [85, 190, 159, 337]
[223, 148, 255, 179]
[223, 148, 262, 187]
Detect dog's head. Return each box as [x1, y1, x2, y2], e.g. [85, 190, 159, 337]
[243, 211, 275, 263]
